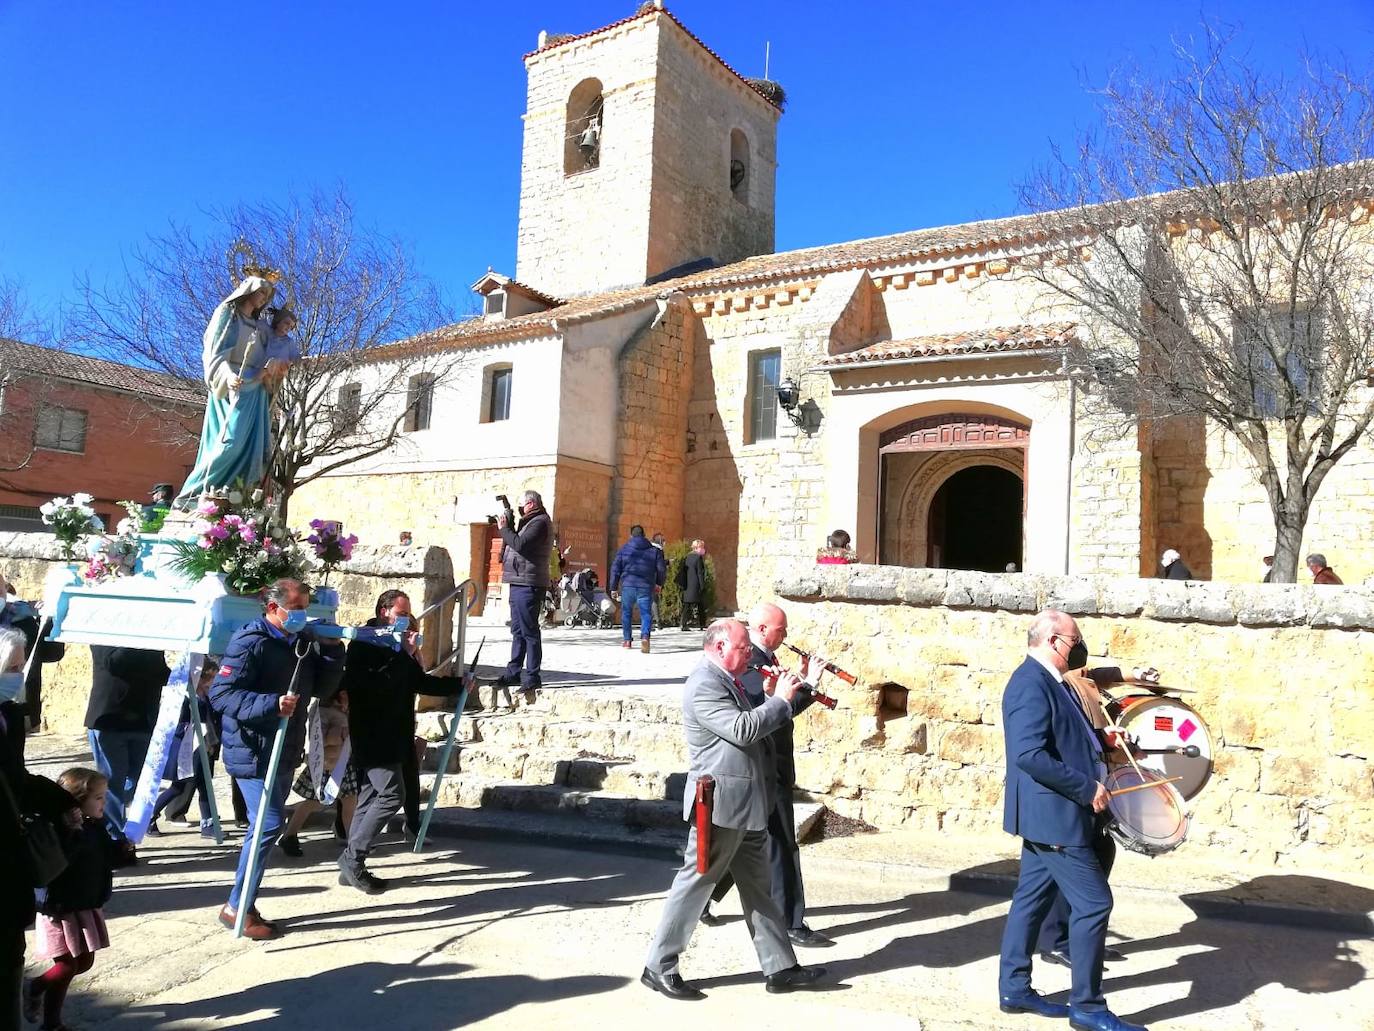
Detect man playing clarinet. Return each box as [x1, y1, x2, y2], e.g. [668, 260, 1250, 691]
[641, 618, 828, 999]
[699, 602, 833, 947]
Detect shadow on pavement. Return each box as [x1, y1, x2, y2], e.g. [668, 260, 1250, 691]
[94, 959, 628, 1028]
[1106, 876, 1372, 1026]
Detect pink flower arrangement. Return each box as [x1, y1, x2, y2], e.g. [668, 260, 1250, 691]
[170, 486, 311, 595]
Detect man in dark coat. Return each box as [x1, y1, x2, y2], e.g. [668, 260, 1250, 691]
[610, 526, 665, 652]
[85, 646, 167, 863]
[496, 490, 552, 697]
[1159, 548, 1192, 580]
[997, 609, 1144, 1031]
[0, 581, 66, 738]
[208, 578, 341, 940]
[679, 539, 707, 631]
[699, 603, 830, 947]
[1, 625, 76, 1028]
[338, 589, 455, 893]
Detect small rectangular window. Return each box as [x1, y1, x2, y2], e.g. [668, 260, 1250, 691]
[488, 368, 512, 422]
[405, 373, 436, 432]
[335, 383, 362, 434]
[1233, 309, 1321, 418]
[746, 349, 781, 442]
[35, 406, 87, 453]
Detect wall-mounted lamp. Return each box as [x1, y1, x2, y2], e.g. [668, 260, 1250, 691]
[776, 377, 805, 426]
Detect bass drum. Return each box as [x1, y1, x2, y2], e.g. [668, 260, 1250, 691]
[1114, 695, 1213, 801]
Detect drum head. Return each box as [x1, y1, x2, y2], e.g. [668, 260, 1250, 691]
[1116, 695, 1213, 800]
[1106, 766, 1188, 856]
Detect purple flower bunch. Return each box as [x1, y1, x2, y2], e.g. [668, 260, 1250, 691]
[306, 520, 358, 584]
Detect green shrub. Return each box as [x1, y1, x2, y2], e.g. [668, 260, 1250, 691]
[660, 540, 715, 626]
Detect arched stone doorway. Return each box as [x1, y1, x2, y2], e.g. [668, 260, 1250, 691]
[878, 413, 1029, 569]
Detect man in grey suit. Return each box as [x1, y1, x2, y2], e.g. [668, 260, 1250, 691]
[641, 618, 828, 1000]
[701, 602, 833, 947]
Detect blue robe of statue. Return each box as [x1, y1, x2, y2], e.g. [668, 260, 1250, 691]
[174, 283, 274, 507]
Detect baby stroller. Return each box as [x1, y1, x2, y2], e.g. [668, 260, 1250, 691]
[563, 568, 615, 628]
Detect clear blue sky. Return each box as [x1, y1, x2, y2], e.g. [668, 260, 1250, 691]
[3, 0, 1372, 318]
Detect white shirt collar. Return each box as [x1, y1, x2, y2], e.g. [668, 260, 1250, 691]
[1029, 651, 1065, 684]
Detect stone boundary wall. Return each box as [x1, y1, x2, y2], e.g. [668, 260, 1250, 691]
[775, 564, 1374, 874]
[0, 533, 457, 735]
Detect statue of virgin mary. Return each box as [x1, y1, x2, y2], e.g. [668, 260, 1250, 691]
[173, 275, 278, 508]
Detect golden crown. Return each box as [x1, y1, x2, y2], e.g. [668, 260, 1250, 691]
[241, 264, 284, 284]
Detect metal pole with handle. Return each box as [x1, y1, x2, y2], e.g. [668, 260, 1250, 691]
[234, 638, 311, 938]
[413, 577, 478, 853]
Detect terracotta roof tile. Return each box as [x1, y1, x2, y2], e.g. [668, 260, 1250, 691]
[818, 323, 1077, 368]
[0, 338, 205, 406]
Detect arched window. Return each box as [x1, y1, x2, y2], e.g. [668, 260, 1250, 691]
[565, 78, 604, 175]
[730, 128, 750, 202]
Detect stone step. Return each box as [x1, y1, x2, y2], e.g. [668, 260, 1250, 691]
[420, 773, 686, 830]
[422, 742, 690, 802]
[423, 804, 685, 860]
[415, 710, 689, 768]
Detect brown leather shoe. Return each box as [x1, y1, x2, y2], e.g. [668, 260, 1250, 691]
[217, 905, 278, 940]
[641, 638, 651, 654]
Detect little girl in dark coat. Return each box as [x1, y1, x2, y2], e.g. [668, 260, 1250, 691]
[24, 768, 118, 1031]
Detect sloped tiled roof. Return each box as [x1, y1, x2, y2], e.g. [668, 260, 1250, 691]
[818, 323, 1077, 368]
[0, 338, 205, 406]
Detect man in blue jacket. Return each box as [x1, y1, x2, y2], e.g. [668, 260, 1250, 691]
[209, 578, 341, 940]
[610, 525, 665, 653]
[997, 609, 1146, 1031]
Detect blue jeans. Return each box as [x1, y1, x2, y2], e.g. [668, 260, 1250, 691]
[620, 584, 653, 642]
[88, 728, 152, 842]
[228, 773, 288, 912]
[503, 585, 543, 688]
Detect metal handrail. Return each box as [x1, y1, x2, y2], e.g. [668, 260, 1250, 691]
[422, 579, 479, 676]
[416, 578, 480, 622]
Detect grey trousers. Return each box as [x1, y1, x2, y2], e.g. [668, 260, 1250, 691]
[343, 763, 404, 871]
[645, 823, 797, 978]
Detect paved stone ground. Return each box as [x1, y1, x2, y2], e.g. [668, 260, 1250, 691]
[14, 822, 1374, 1031]
[20, 622, 1374, 1029]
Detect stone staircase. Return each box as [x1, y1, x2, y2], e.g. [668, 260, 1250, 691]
[415, 687, 692, 833]
[414, 685, 826, 847]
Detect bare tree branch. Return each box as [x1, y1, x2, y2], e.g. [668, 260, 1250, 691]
[1017, 30, 1374, 581]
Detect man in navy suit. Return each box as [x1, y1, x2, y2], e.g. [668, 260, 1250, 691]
[997, 610, 1148, 1031]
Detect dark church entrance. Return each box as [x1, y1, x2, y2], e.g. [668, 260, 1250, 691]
[926, 465, 1024, 572]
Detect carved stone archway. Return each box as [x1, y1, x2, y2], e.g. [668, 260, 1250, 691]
[876, 411, 1031, 568]
[896, 450, 1025, 567]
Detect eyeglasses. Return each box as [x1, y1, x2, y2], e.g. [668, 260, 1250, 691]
[1052, 633, 1082, 646]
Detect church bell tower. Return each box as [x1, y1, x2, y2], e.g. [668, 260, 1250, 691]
[515, 4, 782, 298]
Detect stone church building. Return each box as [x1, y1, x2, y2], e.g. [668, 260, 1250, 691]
[293, 3, 1374, 608]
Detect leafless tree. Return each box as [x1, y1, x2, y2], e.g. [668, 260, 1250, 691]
[1016, 29, 1374, 582]
[71, 187, 465, 516]
[0, 276, 54, 475]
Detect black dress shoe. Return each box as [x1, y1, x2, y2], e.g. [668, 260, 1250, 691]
[1000, 989, 1070, 1018]
[1040, 948, 1072, 968]
[765, 964, 827, 993]
[787, 926, 835, 948]
[278, 834, 304, 858]
[1103, 945, 1127, 962]
[698, 907, 723, 927]
[639, 967, 705, 1000]
[1068, 1006, 1148, 1031]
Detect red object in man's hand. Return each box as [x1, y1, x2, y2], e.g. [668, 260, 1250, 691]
[694, 775, 715, 874]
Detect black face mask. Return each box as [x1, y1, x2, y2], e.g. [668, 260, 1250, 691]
[1064, 638, 1089, 670]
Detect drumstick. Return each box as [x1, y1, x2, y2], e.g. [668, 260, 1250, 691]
[1109, 775, 1183, 798]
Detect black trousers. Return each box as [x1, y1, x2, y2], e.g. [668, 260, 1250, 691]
[401, 737, 421, 833]
[679, 601, 705, 630]
[709, 786, 807, 929]
[1036, 820, 1116, 955]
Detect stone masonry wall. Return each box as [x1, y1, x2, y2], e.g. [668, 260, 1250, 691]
[609, 299, 697, 549]
[775, 564, 1374, 873]
[1070, 395, 1145, 577]
[0, 534, 458, 736]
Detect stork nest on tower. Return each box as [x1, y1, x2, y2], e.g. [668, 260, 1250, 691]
[745, 78, 787, 110]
